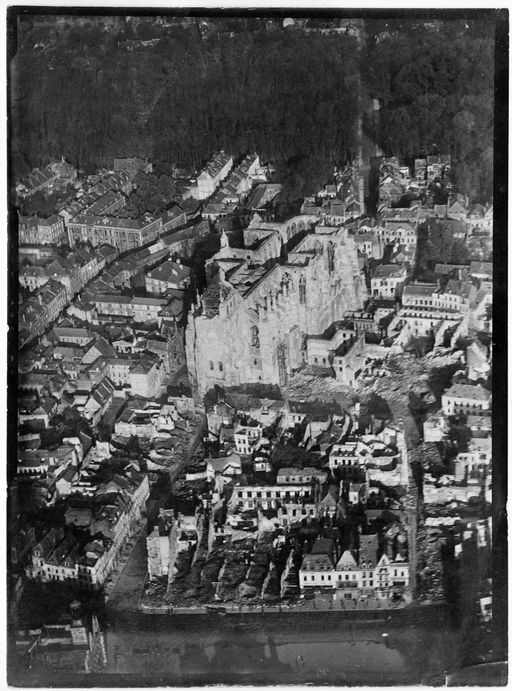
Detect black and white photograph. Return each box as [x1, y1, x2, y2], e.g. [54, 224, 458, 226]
[6, 5, 508, 687]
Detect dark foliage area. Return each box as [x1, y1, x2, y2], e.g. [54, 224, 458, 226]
[415, 220, 470, 273]
[362, 18, 494, 202]
[11, 20, 359, 193]
[123, 172, 180, 215]
[11, 17, 494, 202]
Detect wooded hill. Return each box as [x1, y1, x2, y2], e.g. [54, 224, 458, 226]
[10, 16, 495, 202]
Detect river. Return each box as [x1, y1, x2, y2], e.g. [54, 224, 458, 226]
[99, 610, 461, 685]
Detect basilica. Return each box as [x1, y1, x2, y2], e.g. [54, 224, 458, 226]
[186, 214, 366, 395]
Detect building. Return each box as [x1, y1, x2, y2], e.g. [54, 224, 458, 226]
[16, 159, 77, 198]
[15, 601, 106, 674]
[373, 221, 417, 248]
[146, 510, 199, 582]
[67, 212, 162, 251]
[466, 340, 491, 382]
[332, 334, 366, 385]
[401, 280, 475, 315]
[146, 509, 177, 580]
[233, 421, 263, 454]
[299, 532, 409, 598]
[195, 152, 234, 199]
[19, 266, 50, 291]
[370, 264, 407, 300]
[160, 205, 186, 233]
[441, 383, 491, 417]
[186, 217, 366, 395]
[27, 471, 149, 589]
[145, 259, 191, 294]
[276, 467, 327, 484]
[19, 279, 68, 345]
[129, 355, 165, 398]
[229, 483, 314, 511]
[49, 326, 93, 346]
[19, 214, 67, 246]
[90, 294, 168, 323]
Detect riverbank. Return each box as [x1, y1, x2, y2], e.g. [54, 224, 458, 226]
[66, 610, 466, 686]
[107, 601, 450, 632]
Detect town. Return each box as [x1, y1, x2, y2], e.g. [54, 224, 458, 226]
[9, 12, 498, 684]
[12, 143, 493, 673]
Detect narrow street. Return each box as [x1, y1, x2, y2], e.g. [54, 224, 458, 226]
[106, 414, 205, 613]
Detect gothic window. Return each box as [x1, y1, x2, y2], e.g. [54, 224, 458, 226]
[209, 361, 214, 370]
[218, 362, 223, 372]
[299, 276, 306, 304]
[250, 324, 260, 348]
[327, 241, 335, 273]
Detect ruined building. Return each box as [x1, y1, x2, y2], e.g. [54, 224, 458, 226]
[186, 214, 366, 395]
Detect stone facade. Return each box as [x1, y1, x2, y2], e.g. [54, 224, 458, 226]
[186, 216, 366, 395]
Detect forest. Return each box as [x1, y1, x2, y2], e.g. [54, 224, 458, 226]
[10, 16, 496, 202]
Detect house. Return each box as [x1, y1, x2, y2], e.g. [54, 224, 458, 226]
[209, 452, 242, 477]
[332, 334, 366, 386]
[82, 337, 117, 364]
[145, 259, 191, 294]
[441, 383, 491, 417]
[466, 340, 491, 382]
[19, 279, 69, 345]
[299, 532, 409, 598]
[229, 483, 313, 511]
[50, 326, 93, 347]
[347, 480, 368, 505]
[414, 158, 427, 180]
[160, 205, 186, 233]
[55, 466, 80, 496]
[370, 264, 407, 300]
[453, 446, 490, 483]
[18, 397, 58, 430]
[67, 212, 162, 251]
[129, 355, 165, 399]
[82, 378, 116, 428]
[195, 152, 234, 200]
[233, 421, 263, 455]
[19, 266, 50, 291]
[447, 199, 468, 222]
[147, 510, 200, 581]
[277, 467, 327, 485]
[285, 399, 342, 427]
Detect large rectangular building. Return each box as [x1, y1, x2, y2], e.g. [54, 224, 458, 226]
[186, 215, 366, 395]
[67, 212, 162, 251]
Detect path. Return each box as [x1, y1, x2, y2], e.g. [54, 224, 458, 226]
[107, 414, 205, 613]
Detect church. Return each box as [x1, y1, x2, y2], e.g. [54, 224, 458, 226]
[186, 214, 366, 395]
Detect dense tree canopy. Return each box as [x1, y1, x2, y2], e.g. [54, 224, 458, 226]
[11, 17, 495, 201]
[362, 19, 494, 201]
[11, 21, 359, 191]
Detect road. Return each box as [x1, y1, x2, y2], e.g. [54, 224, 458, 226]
[106, 414, 205, 612]
[106, 530, 148, 613]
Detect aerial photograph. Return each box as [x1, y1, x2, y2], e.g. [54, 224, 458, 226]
[7, 7, 506, 687]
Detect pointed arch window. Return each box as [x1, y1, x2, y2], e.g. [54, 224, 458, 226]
[299, 276, 307, 304]
[327, 242, 335, 273]
[250, 324, 260, 348]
